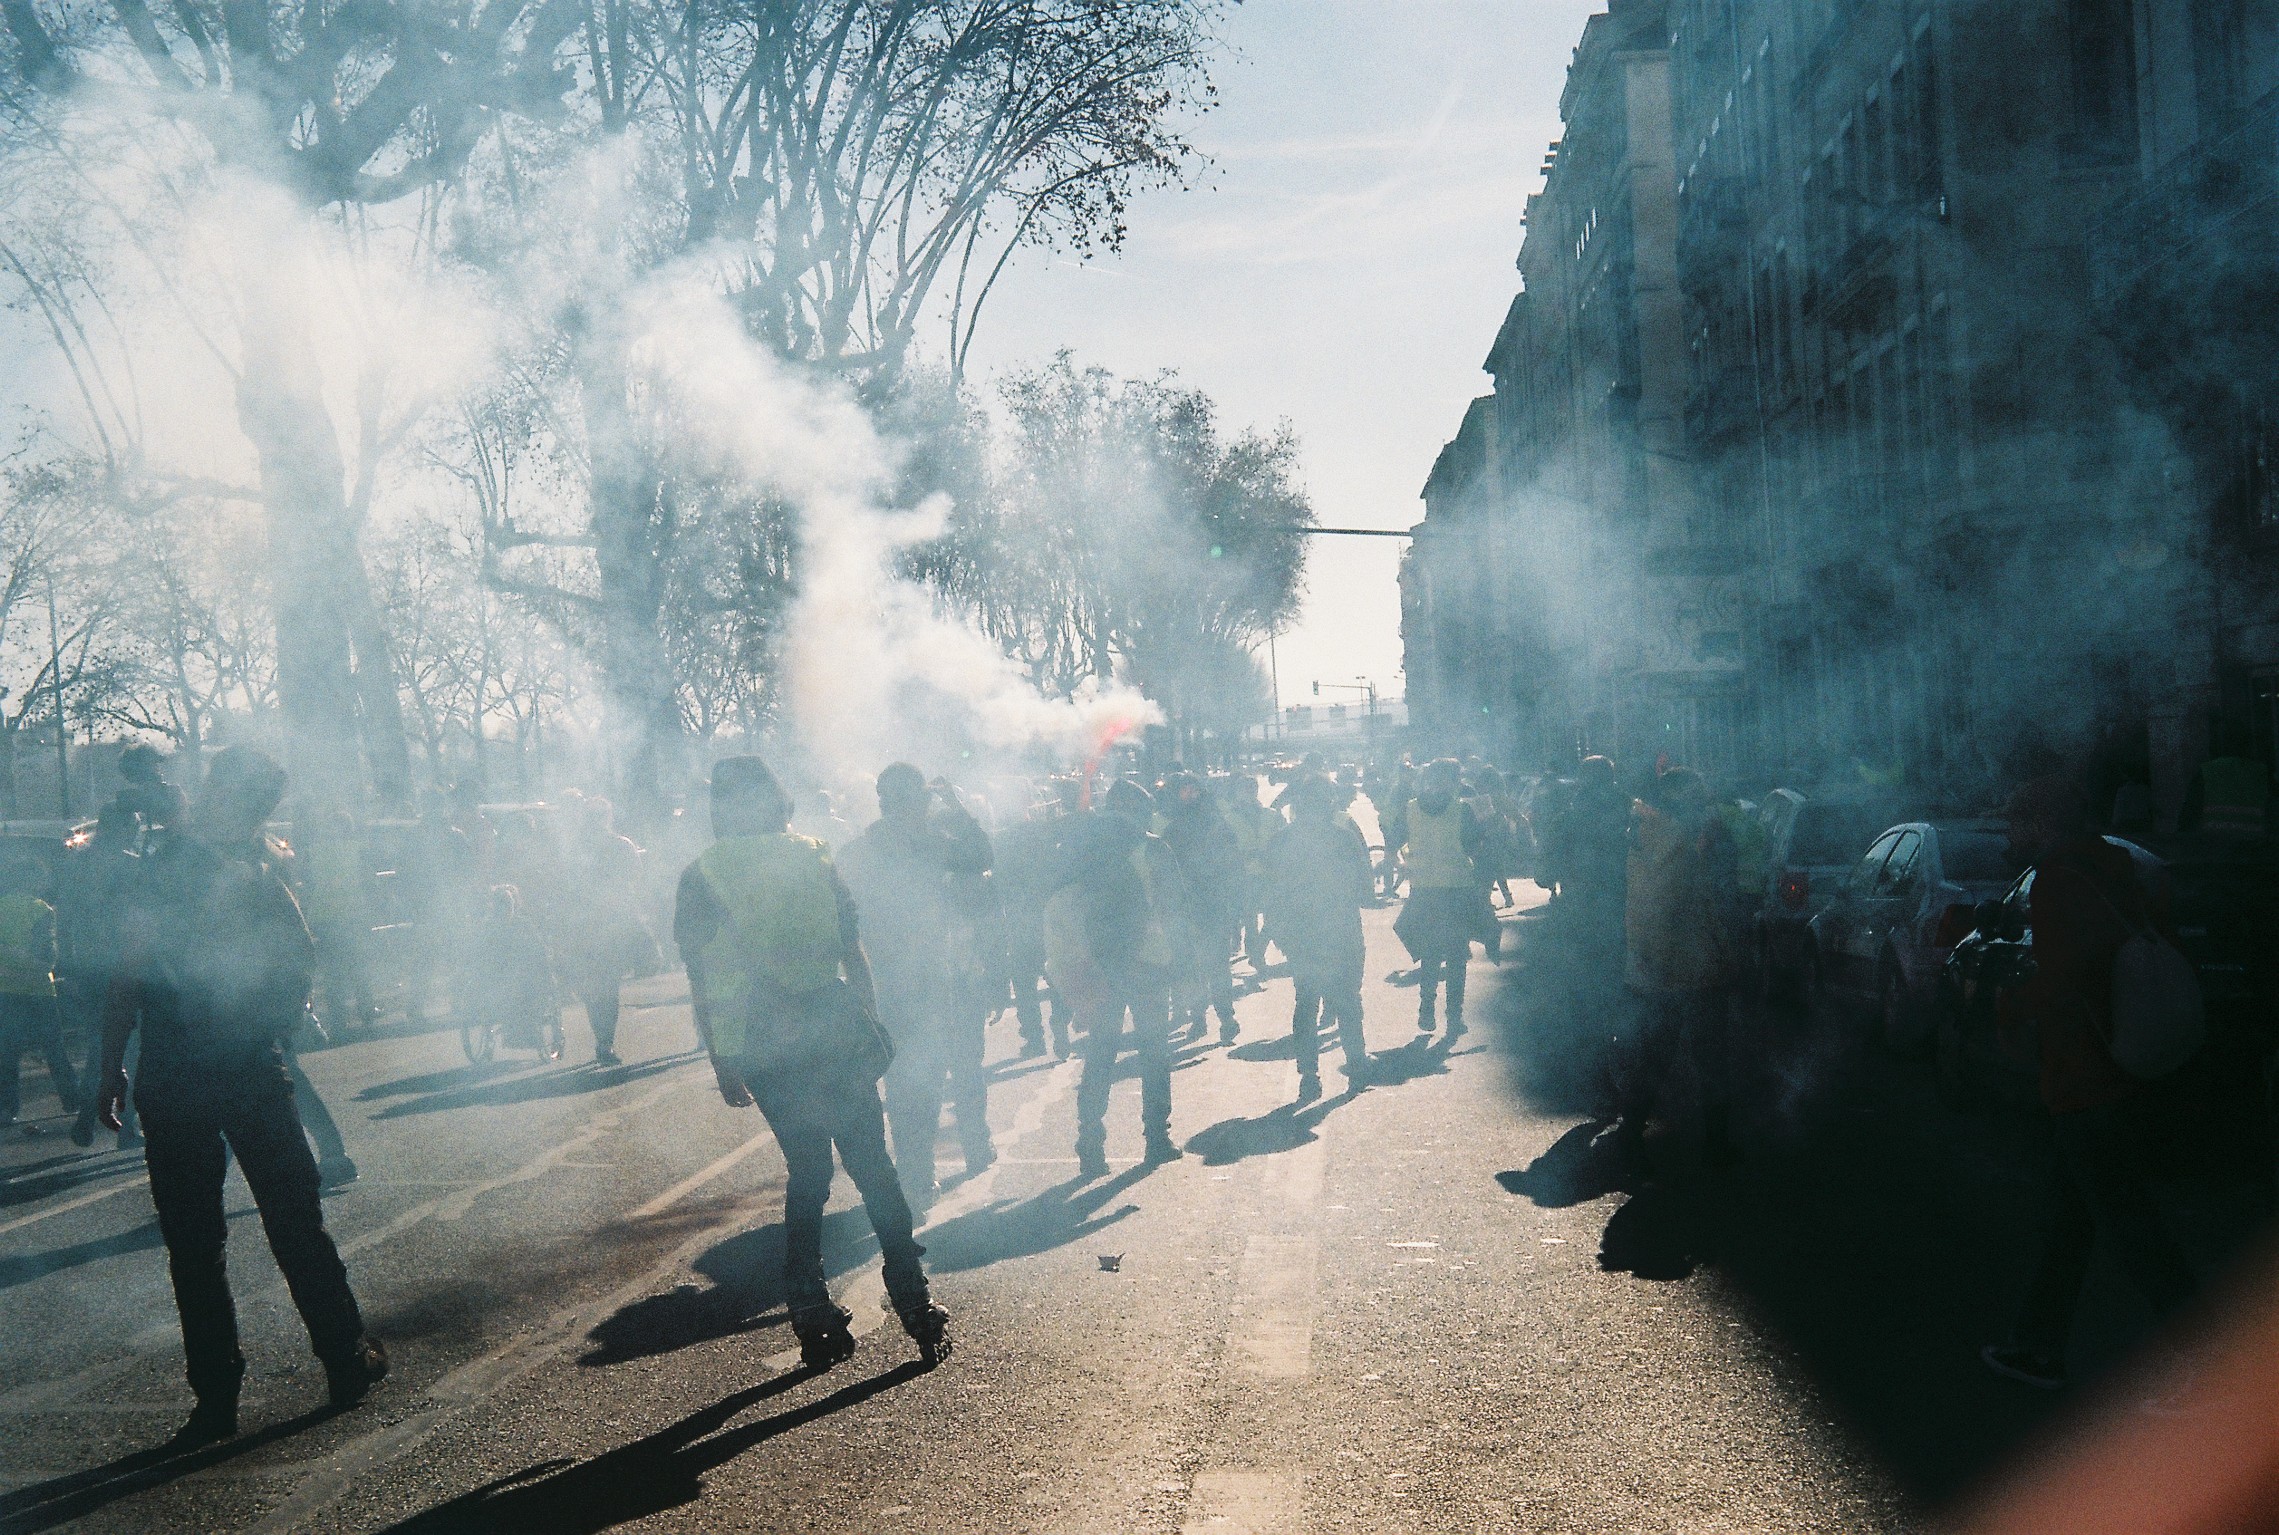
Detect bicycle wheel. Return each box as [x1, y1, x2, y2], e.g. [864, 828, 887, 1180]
[460, 1022, 497, 1066]
[539, 1019, 564, 1061]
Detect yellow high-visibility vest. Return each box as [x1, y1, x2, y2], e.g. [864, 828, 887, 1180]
[693, 835, 843, 1057]
[1404, 800, 1472, 890]
[0, 894, 55, 997]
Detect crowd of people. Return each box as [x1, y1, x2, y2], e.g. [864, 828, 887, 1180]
[0, 732, 2241, 1444]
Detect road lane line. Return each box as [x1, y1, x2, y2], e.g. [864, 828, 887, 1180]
[0, 1177, 144, 1239]
[1227, 1233, 1318, 1379]
[625, 1129, 774, 1221]
[1180, 1470, 1304, 1535]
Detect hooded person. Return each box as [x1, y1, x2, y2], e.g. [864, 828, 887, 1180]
[1044, 777, 1191, 1179]
[1262, 775, 1374, 1098]
[93, 746, 388, 1446]
[674, 755, 950, 1371]
[833, 762, 996, 1210]
[1391, 759, 1492, 1036]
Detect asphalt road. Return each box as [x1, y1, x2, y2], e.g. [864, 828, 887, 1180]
[5, 883, 2251, 1533]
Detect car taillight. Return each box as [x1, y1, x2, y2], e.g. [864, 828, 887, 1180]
[1778, 869, 1808, 910]
[1933, 902, 1975, 948]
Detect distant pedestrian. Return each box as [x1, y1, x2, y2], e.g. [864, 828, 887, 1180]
[1157, 771, 1241, 1045]
[1392, 759, 1490, 1037]
[94, 747, 387, 1446]
[0, 852, 78, 1130]
[1981, 776, 2197, 1391]
[1262, 776, 1373, 1098]
[65, 802, 142, 1148]
[675, 756, 949, 1370]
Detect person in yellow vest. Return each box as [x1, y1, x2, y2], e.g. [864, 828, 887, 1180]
[2181, 725, 2270, 840]
[0, 852, 78, 1129]
[673, 755, 950, 1371]
[1392, 759, 1492, 1037]
[1045, 778, 1191, 1180]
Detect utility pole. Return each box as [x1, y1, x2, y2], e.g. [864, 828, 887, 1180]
[45, 574, 68, 818]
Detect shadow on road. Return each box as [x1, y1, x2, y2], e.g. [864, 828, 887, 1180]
[922, 1165, 1149, 1272]
[381, 1361, 927, 1534]
[0, 1404, 339, 1533]
[368, 1053, 701, 1121]
[1483, 904, 2279, 1509]
[0, 1151, 141, 1210]
[0, 1206, 261, 1293]
[1185, 1097, 1342, 1167]
[577, 1208, 878, 1367]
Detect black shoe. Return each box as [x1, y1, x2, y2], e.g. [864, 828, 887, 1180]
[1981, 1343, 2065, 1390]
[1296, 1071, 1322, 1104]
[1018, 1037, 1045, 1060]
[69, 1116, 94, 1148]
[1143, 1136, 1184, 1166]
[325, 1337, 389, 1408]
[898, 1301, 953, 1368]
[1076, 1148, 1110, 1182]
[118, 1127, 143, 1151]
[793, 1304, 858, 1371]
[317, 1156, 359, 1189]
[594, 1050, 622, 1067]
[171, 1396, 239, 1447]
[1219, 1025, 1239, 1047]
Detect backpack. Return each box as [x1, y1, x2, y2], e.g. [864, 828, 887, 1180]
[2089, 873, 2205, 1080]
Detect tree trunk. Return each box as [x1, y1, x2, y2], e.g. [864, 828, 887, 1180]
[233, 268, 406, 814]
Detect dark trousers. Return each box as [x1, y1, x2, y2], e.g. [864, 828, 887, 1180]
[571, 967, 622, 1057]
[749, 1064, 928, 1321]
[1614, 989, 1731, 1143]
[288, 1052, 349, 1164]
[310, 922, 377, 1032]
[883, 1013, 991, 1199]
[1007, 933, 1067, 1054]
[1075, 979, 1174, 1158]
[2013, 1103, 2197, 1358]
[1291, 966, 1366, 1076]
[0, 992, 80, 1120]
[138, 1085, 366, 1402]
[1415, 949, 1468, 1026]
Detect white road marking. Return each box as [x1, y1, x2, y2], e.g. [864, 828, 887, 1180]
[1180, 1470, 1304, 1535]
[0, 1176, 145, 1238]
[625, 1130, 774, 1221]
[1228, 1234, 1319, 1379]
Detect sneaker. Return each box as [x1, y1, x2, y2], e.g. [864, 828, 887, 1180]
[898, 1301, 953, 1368]
[325, 1337, 389, 1408]
[793, 1303, 858, 1371]
[317, 1156, 359, 1189]
[1980, 1342, 2065, 1390]
[170, 1396, 239, 1447]
[1296, 1071, 1323, 1105]
[594, 1050, 623, 1068]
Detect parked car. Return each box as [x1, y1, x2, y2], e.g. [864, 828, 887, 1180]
[1939, 841, 2279, 1140]
[1805, 817, 2016, 1051]
[1752, 788, 1917, 1002]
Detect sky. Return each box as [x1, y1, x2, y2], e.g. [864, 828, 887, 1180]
[964, 0, 1598, 712]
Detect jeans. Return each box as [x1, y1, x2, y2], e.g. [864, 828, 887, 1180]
[138, 1082, 367, 1402]
[1075, 976, 1174, 1158]
[748, 1063, 929, 1322]
[2012, 1102, 2198, 1358]
[1291, 963, 1366, 1076]
[882, 1009, 991, 1200]
[0, 992, 80, 1120]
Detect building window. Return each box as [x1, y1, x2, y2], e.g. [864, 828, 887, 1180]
[2067, 0, 2139, 162]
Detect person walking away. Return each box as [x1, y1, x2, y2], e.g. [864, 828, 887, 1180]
[676, 756, 950, 1369]
[92, 747, 387, 1445]
[1392, 759, 1490, 1038]
[994, 789, 1070, 1058]
[67, 802, 142, 1148]
[1981, 776, 2198, 1390]
[1376, 763, 1416, 900]
[560, 797, 655, 1067]
[1263, 776, 1373, 1099]
[0, 853, 79, 1131]
[1559, 757, 1632, 987]
[1473, 766, 1524, 910]
[836, 764, 996, 1209]
[1218, 776, 1275, 978]
[1045, 780, 1189, 1180]
[468, 885, 560, 1056]
[1158, 771, 1241, 1045]
[1609, 768, 1741, 1169]
[300, 810, 381, 1036]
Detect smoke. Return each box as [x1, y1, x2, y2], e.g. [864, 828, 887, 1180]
[614, 278, 1161, 782]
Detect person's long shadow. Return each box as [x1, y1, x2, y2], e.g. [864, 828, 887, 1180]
[921, 1164, 1150, 1272]
[0, 1404, 338, 1533]
[382, 1361, 926, 1534]
[577, 1208, 878, 1367]
[0, 1206, 258, 1293]
[1183, 1084, 1359, 1168]
[1494, 1119, 1631, 1209]
[0, 1151, 141, 1209]
[371, 1053, 701, 1120]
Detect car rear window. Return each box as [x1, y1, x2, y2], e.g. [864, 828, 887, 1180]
[1937, 832, 2014, 883]
[1788, 805, 1899, 866]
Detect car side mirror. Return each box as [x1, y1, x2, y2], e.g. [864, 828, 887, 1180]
[1973, 899, 2008, 940]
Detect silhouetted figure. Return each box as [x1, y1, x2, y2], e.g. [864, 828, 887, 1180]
[675, 756, 949, 1370]
[1157, 770, 1241, 1045]
[1262, 775, 1372, 1098]
[0, 852, 78, 1129]
[1392, 758, 1489, 1036]
[836, 763, 996, 1209]
[994, 788, 1072, 1059]
[94, 747, 386, 1446]
[1981, 777, 2197, 1391]
[1047, 779, 1189, 1180]
[66, 801, 142, 1148]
